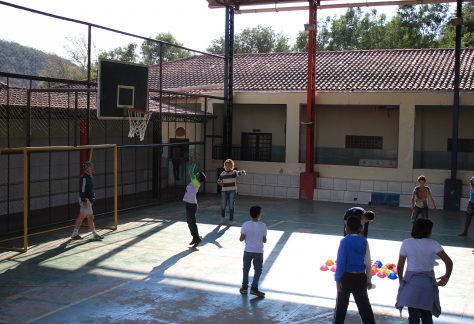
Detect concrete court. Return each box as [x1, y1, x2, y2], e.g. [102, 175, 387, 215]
[0, 195, 473, 324]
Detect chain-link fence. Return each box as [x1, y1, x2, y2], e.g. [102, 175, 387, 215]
[0, 75, 218, 237]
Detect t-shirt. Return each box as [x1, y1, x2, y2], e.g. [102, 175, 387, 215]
[335, 234, 372, 283]
[413, 186, 430, 208]
[79, 173, 94, 202]
[218, 170, 245, 192]
[183, 181, 200, 204]
[470, 176, 474, 203]
[241, 220, 267, 253]
[182, 163, 200, 204]
[399, 238, 443, 272]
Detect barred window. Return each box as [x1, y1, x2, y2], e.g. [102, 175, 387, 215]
[241, 133, 272, 162]
[345, 135, 383, 149]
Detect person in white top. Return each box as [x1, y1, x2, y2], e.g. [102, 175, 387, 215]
[396, 219, 453, 324]
[182, 156, 206, 248]
[239, 205, 267, 298]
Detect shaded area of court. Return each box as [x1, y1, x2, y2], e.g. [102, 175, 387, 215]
[0, 195, 473, 323]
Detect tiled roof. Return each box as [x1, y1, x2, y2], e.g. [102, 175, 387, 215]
[0, 87, 208, 118]
[151, 48, 474, 92]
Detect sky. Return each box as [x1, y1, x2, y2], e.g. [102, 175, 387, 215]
[0, 0, 403, 58]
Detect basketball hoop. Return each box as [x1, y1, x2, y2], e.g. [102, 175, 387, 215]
[126, 108, 152, 141]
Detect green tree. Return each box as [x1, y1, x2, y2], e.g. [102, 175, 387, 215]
[99, 43, 138, 63]
[294, 8, 389, 51]
[439, 3, 474, 48]
[207, 25, 290, 54]
[294, 5, 449, 51]
[326, 7, 364, 50]
[140, 32, 190, 65]
[384, 4, 449, 49]
[207, 35, 226, 54]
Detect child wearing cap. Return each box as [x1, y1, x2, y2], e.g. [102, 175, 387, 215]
[343, 207, 375, 238]
[71, 161, 103, 241]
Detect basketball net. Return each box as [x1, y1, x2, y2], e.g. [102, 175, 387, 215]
[127, 109, 151, 141]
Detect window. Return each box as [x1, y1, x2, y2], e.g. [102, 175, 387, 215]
[447, 138, 474, 152]
[345, 135, 383, 149]
[241, 133, 272, 161]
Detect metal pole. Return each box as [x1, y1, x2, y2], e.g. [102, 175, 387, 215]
[203, 97, 208, 192]
[300, 0, 318, 200]
[113, 144, 118, 229]
[305, 0, 317, 173]
[223, 5, 234, 160]
[451, 0, 462, 180]
[26, 87, 31, 147]
[23, 149, 29, 252]
[444, 0, 463, 211]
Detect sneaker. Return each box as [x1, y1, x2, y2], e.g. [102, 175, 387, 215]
[192, 238, 202, 248]
[219, 218, 225, 225]
[250, 287, 265, 298]
[458, 232, 467, 237]
[229, 220, 235, 226]
[92, 234, 104, 241]
[239, 285, 248, 294]
[70, 234, 83, 240]
[189, 239, 196, 245]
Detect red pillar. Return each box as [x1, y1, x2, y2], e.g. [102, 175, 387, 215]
[300, 0, 318, 200]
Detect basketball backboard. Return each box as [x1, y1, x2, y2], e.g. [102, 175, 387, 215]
[97, 59, 149, 119]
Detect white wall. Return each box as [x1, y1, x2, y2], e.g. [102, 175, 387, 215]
[205, 90, 474, 203]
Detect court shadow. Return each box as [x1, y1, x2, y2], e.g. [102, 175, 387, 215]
[147, 248, 197, 282]
[201, 224, 231, 248]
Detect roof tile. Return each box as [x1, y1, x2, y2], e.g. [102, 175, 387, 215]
[152, 49, 474, 92]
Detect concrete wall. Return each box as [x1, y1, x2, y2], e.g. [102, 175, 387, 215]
[232, 104, 286, 146]
[415, 106, 474, 151]
[205, 91, 474, 206]
[308, 105, 399, 150]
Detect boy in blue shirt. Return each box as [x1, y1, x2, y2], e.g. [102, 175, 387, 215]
[334, 216, 375, 324]
[459, 176, 474, 236]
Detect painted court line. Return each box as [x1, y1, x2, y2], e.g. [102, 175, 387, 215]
[25, 279, 137, 323]
[268, 220, 459, 237]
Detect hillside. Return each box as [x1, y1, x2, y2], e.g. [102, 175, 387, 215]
[0, 39, 83, 87]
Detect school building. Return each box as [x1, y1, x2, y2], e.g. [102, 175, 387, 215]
[154, 48, 474, 209]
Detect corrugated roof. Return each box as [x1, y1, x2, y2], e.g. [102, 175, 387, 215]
[151, 48, 474, 92]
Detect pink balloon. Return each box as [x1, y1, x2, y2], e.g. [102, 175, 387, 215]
[330, 265, 337, 272]
[320, 264, 329, 271]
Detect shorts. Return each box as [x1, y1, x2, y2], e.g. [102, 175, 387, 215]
[78, 198, 93, 215]
[468, 202, 474, 216]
